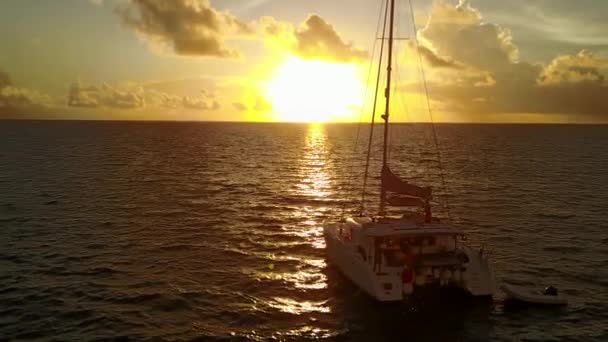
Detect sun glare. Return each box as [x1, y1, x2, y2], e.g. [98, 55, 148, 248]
[265, 56, 364, 122]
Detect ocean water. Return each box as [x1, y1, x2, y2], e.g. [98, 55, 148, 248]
[1, 121, 607, 341]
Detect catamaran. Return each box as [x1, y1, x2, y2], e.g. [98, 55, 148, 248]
[323, 0, 496, 302]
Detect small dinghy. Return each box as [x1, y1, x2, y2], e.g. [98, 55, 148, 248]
[501, 284, 568, 305]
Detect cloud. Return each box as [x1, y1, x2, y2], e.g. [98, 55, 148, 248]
[0, 70, 11, 88]
[261, 14, 368, 63]
[419, 0, 518, 71]
[408, 42, 461, 69]
[407, 0, 608, 120]
[182, 90, 220, 110]
[146, 88, 220, 111]
[153, 91, 183, 108]
[233, 95, 271, 112]
[114, 1, 365, 63]
[68, 81, 145, 109]
[539, 50, 607, 85]
[293, 15, 367, 62]
[232, 102, 247, 111]
[116, 0, 252, 58]
[68, 81, 222, 112]
[0, 70, 52, 114]
[0, 86, 52, 109]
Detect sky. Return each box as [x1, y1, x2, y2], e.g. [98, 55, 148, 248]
[0, 0, 607, 123]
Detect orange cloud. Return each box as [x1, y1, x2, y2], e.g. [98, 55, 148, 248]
[539, 50, 607, 85]
[260, 14, 368, 63]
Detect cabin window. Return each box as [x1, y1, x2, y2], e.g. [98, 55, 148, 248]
[383, 250, 406, 267]
[409, 237, 435, 246]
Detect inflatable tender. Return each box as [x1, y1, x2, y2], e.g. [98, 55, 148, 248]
[501, 284, 568, 305]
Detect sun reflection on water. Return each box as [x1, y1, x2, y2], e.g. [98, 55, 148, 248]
[243, 124, 336, 322]
[292, 123, 334, 254]
[297, 124, 334, 200]
[267, 297, 330, 315]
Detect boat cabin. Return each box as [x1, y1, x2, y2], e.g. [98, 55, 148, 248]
[341, 216, 469, 289]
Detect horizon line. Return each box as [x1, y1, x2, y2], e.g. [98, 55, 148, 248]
[1, 118, 607, 125]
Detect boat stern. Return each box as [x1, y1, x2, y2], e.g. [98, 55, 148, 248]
[462, 246, 497, 297]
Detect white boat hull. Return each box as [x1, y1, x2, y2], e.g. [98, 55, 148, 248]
[461, 245, 497, 297]
[325, 222, 406, 301]
[324, 218, 496, 302]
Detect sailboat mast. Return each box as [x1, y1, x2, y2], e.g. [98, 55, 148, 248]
[379, 0, 396, 215]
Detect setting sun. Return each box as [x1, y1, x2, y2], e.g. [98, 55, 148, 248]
[265, 56, 365, 122]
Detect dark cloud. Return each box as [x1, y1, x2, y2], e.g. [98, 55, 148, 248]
[0, 70, 52, 114]
[116, 0, 251, 58]
[0, 70, 11, 88]
[293, 15, 367, 63]
[115, 1, 364, 62]
[67, 83, 99, 108]
[410, 42, 461, 69]
[426, 78, 608, 120]
[409, 1, 608, 120]
[68, 82, 145, 109]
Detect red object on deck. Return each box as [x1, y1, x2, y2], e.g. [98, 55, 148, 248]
[401, 268, 414, 283]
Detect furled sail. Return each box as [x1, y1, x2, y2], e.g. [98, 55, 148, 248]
[381, 165, 432, 199]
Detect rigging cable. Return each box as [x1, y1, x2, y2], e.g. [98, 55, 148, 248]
[340, 0, 387, 220]
[360, 0, 389, 216]
[407, 0, 453, 221]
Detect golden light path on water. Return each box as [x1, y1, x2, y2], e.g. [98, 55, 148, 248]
[268, 124, 333, 320]
[297, 124, 334, 200]
[295, 123, 332, 253]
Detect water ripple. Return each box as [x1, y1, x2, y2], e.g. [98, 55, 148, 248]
[1, 122, 607, 340]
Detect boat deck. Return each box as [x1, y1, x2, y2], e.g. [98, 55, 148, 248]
[347, 216, 465, 237]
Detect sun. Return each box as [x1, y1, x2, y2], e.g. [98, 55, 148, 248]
[265, 56, 365, 122]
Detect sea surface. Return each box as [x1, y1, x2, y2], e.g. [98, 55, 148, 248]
[1, 121, 607, 341]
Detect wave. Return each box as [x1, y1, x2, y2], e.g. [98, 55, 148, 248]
[111, 292, 192, 312]
[542, 245, 584, 253]
[35, 266, 122, 277]
[538, 212, 576, 219]
[0, 253, 25, 264]
[2, 122, 607, 340]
